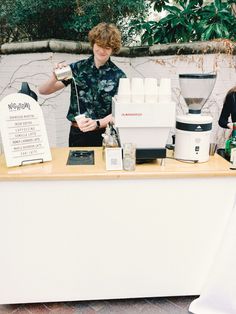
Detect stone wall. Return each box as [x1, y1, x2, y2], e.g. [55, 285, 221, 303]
[0, 40, 236, 152]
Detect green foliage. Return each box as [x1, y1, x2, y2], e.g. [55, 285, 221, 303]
[148, 0, 172, 13]
[131, 0, 236, 45]
[1, 0, 77, 42]
[67, 0, 149, 44]
[196, 0, 236, 41]
[2, 0, 235, 46]
[0, 0, 149, 45]
[0, 0, 15, 43]
[148, 0, 203, 12]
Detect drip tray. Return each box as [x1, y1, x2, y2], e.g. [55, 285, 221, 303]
[67, 150, 94, 165]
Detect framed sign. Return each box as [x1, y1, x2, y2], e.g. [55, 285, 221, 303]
[0, 93, 52, 167]
[105, 147, 123, 170]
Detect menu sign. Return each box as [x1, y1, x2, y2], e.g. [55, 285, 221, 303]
[0, 93, 52, 167]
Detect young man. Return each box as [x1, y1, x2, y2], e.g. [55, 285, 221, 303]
[38, 23, 126, 146]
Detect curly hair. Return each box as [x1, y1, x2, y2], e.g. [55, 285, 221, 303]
[88, 22, 122, 54]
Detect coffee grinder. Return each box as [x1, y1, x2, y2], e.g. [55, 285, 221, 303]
[174, 73, 216, 162]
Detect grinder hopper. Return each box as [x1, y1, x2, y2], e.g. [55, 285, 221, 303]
[179, 73, 216, 114]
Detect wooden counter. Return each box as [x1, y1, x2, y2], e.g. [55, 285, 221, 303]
[0, 147, 236, 304]
[0, 147, 234, 180]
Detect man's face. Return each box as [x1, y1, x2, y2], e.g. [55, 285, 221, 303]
[93, 43, 112, 67]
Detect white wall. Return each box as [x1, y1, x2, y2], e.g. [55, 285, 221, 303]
[0, 51, 235, 149]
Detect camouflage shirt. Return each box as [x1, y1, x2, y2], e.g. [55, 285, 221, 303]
[63, 55, 126, 122]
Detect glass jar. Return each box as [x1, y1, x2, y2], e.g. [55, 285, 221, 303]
[122, 143, 136, 171]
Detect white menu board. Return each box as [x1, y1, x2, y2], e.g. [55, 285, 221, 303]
[0, 93, 52, 167]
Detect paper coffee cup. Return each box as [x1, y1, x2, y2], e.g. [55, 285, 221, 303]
[131, 78, 144, 104]
[54, 66, 72, 81]
[74, 114, 86, 124]
[144, 78, 158, 103]
[117, 78, 131, 103]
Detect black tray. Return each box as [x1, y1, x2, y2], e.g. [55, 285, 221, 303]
[67, 150, 94, 165]
[217, 148, 230, 162]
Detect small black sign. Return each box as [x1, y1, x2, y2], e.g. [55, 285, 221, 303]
[67, 150, 94, 165]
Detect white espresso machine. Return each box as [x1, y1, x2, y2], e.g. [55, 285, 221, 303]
[112, 77, 176, 162]
[174, 73, 216, 163]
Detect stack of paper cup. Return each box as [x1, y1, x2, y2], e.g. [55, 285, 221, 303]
[144, 78, 158, 103]
[159, 78, 171, 102]
[117, 78, 131, 103]
[131, 78, 144, 103]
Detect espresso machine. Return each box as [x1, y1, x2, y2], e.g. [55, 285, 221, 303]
[112, 77, 176, 162]
[174, 73, 217, 162]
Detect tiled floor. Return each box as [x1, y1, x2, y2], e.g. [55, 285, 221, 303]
[0, 296, 197, 314]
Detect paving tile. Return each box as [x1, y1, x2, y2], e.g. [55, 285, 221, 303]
[0, 305, 16, 314]
[73, 305, 96, 314]
[146, 297, 192, 314]
[0, 297, 195, 314]
[127, 302, 168, 314]
[96, 298, 167, 314]
[21, 303, 50, 314]
[0, 304, 17, 314]
[11, 306, 31, 314]
[66, 301, 97, 313]
[85, 301, 107, 312]
[166, 296, 197, 310]
[41, 302, 77, 314]
[1, 305, 29, 314]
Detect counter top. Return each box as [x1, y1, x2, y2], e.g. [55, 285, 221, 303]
[0, 147, 235, 181]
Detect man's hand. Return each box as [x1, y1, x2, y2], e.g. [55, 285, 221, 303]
[76, 116, 97, 132]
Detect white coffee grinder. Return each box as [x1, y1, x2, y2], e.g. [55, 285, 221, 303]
[174, 73, 216, 162]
